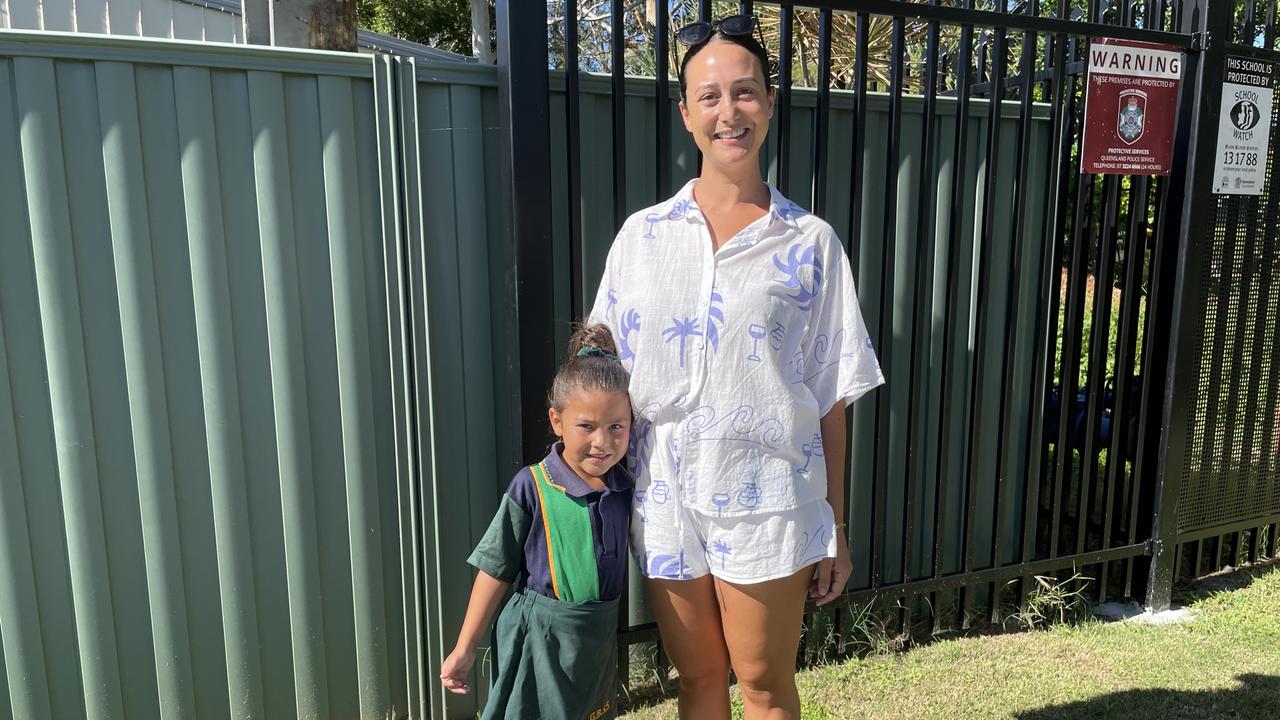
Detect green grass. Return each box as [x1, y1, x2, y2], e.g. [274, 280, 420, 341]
[619, 563, 1280, 719]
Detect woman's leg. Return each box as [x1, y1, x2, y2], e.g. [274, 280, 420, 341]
[715, 565, 813, 720]
[643, 576, 733, 719]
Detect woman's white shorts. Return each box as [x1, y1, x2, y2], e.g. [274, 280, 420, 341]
[632, 492, 837, 584]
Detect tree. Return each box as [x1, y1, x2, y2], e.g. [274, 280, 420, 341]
[357, 0, 491, 56]
[543, 1, 928, 91]
[270, 0, 358, 50]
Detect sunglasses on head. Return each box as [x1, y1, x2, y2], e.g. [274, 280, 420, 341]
[674, 14, 763, 47]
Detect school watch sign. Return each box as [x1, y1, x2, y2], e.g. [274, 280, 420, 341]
[1081, 38, 1184, 175]
[1212, 56, 1275, 195]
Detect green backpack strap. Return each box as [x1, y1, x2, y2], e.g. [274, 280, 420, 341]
[531, 462, 601, 602]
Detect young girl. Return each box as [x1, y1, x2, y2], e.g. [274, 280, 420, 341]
[439, 324, 633, 720]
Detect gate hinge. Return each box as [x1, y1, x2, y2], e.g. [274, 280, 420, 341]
[1190, 31, 1212, 51]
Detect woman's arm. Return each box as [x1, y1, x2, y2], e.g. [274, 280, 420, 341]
[821, 400, 848, 530]
[439, 571, 511, 694]
[810, 400, 852, 606]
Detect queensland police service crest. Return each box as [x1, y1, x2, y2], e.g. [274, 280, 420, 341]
[1117, 89, 1147, 144]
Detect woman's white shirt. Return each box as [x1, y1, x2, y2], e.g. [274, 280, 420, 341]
[590, 180, 884, 517]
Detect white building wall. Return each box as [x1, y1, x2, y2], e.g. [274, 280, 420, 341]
[0, 0, 241, 42]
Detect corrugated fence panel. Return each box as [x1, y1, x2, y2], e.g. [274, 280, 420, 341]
[0, 50, 61, 720]
[106, 58, 201, 720]
[393, 57, 513, 720]
[0, 32, 412, 720]
[17, 53, 128, 720]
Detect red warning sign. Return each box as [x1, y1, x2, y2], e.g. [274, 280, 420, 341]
[1080, 38, 1184, 175]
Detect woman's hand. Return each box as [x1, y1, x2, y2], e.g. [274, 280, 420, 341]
[439, 646, 476, 694]
[814, 403, 850, 607]
[809, 532, 852, 606]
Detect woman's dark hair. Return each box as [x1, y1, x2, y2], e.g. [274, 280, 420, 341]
[678, 31, 773, 101]
[547, 322, 631, 411]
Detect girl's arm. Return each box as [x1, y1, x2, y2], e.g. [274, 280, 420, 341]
[811, 400, 852, 606]
[439, 571, 511, 694]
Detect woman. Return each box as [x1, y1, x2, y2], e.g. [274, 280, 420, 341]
[590, 15, 884, 719]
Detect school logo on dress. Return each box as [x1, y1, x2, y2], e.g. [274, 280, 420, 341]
[1116, 89, 1147, 144]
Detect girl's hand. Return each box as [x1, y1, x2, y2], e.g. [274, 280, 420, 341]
[442, 572, 510, 694]
[439, 647, 476, 694]
[810, 532, 852, 606]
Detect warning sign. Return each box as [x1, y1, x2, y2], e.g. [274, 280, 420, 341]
[1212, 55, 1275, 196]
[1081, 38, 1184, 175]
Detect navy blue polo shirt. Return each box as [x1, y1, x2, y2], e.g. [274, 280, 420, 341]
[467, 443, 632, 602]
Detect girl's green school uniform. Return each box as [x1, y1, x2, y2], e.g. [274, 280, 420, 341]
[468, 443, 632, 720]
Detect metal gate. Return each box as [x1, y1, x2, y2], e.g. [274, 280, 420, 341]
[1146, 3, 1280, 607]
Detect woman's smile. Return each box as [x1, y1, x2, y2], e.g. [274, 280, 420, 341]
[714, 127, 750, 142]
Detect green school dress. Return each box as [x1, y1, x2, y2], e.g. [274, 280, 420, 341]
[469, 453, 629, 720]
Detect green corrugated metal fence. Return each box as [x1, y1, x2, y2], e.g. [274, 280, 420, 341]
[0, 31, 410, 720]
[384, 56, 517, 720]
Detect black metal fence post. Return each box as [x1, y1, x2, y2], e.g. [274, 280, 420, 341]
[496, 0, 555, 464]
[1144, 0, 1232, 612]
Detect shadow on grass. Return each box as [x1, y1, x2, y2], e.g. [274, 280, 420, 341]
[1015, 673, 1280, 720]
[1171, 558, 1279, 605]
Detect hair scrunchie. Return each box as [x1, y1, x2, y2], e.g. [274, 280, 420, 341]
[576, 346, 619, 361]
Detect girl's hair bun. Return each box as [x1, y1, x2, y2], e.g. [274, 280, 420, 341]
[566, 322, 620, 360]
[548, 321, 630, 411]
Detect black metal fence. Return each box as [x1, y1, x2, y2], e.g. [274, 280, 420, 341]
[493, 0, 1279, 662]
